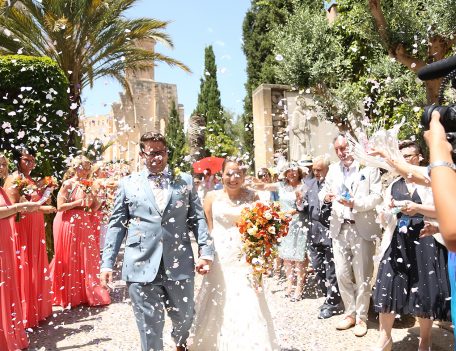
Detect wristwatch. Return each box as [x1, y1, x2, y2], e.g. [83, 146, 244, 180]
[427, 161, 456, 176]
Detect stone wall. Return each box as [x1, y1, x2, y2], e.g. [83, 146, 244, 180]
[252, 84, 290, 173]
[252, 85, 340, 173]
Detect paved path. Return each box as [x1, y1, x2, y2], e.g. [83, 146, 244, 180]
[28, 256, 454, 350]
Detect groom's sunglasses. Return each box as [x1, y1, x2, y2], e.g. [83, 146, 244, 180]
[141, 149, 168, 158]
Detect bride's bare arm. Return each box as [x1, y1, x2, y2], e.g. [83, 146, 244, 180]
[203, 191, 215, 232]
[246, 177, 280, 192]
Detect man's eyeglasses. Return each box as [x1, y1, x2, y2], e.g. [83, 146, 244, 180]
[142, 149, 168, 158]
[403, 153, 418, 160]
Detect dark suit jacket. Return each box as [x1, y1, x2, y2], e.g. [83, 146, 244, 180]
[302, 177, 332, 246]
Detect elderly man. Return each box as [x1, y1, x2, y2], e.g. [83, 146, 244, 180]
[319, 134, 382, 337]
[300, 155, 342, 319]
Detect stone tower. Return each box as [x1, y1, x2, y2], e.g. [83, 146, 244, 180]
[81, 39, 183, 170]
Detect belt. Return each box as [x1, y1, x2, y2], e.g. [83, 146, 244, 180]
[343, 219, 355, 224]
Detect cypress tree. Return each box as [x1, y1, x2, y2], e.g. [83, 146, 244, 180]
[241, 0, 294, 163]
[193, 45, 235, 156]
[165, 101, 188, 170]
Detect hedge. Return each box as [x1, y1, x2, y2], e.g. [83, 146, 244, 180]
[0, 55, 70, 177]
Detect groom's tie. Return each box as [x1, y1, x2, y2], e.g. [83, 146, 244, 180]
[148, 172, 169, 212]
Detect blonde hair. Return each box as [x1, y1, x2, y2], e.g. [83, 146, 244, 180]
[62, 167, 76, 181]
[71, 155, 92, 169]
[0, 152, 9, 180]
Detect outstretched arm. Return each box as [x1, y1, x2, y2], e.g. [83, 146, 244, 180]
[425, 111, 456, 251]
[369, 149, 430, 186]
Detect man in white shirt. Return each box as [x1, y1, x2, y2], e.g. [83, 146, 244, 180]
[319, 134, 382, 337]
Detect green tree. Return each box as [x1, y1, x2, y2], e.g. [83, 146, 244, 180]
[165, 101, 189, 171]
[0, 55, 69, 177]
[0, 0, 190, 152]
[366, 0, 456, 103]
[193, 45, 235, 157]
[83, 138, 115, 162]
[241, 0, 295, 162]
[205, 109, 240, 157]
[194, 46, 223, 125]
[271, 1, 444, 136]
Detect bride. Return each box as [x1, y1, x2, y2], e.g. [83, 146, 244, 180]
[190, 158, 280, 350]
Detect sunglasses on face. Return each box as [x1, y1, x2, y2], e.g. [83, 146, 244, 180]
[142, 149, 168, 158]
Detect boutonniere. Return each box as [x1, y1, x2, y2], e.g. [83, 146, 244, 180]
[170, 167, 182, 185]
[176, 184, 191, 196]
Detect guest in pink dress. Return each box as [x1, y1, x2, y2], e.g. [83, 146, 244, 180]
[50, 156, 111, 308]
[0, 152, 40, 350]
[3, 147, 55, 329]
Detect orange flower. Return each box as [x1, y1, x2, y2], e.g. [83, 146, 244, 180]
[237, 201, 290, 287]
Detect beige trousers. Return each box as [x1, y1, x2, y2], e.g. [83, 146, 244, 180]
[332, 223, 376, 322]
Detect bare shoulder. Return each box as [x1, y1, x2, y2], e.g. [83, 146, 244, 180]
[244, 188, 258, 202]
[205, 190, 219, 203]
[61, 178, 75, 189]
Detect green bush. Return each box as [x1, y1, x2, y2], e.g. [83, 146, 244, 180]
[0, 55, 70, 177]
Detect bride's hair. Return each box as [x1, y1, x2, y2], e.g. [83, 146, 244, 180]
[222, 156, 247, 174]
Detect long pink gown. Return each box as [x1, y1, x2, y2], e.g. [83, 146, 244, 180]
[0, 188, 29, 350]
[14, 181, 52, 329]
[50, 183, 111, 308]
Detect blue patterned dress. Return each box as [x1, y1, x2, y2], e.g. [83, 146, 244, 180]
[277, 183, 308, 261]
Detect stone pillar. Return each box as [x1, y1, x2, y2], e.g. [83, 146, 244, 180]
[252, 84, 290, 173]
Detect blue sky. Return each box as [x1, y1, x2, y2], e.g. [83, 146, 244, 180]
[82, 0, 251, 121]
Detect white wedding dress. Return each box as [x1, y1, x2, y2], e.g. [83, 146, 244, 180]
[190, 195, 280, 350]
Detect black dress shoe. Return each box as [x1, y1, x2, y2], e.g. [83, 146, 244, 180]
[318, 304, 344, 319]
[318, 308, 334, 319]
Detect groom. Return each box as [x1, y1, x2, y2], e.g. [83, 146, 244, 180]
[100, 132, 214, 351]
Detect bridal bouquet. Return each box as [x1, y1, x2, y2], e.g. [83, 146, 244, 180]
[13, 176, 37, 221]
[79, 179, 93, 194]
[42, 176, 59, 189]
[237, 201, 291, 288]
[13, 176, 36, 197]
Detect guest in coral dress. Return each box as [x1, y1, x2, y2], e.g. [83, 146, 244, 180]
[0, 152, 40, 350]
[3, 147, 55, 329]
[50, 156, 110, 308]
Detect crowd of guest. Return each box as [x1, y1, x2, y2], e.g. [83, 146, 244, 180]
[249, 134, 451, 351]
[0, 149, 127, 350]
[0, 130, 454, 351]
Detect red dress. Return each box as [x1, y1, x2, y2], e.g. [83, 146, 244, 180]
[50, 183, 110, 308]
[0, 188, 29, 350]
[14, 182, 52, 329]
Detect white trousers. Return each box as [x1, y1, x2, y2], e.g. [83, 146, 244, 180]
[332, 223, 376, 322]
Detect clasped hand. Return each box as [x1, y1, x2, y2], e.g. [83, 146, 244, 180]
[195, 258, 212, 275]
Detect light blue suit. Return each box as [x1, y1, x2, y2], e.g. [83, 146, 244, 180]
[101, 169, 213, 351]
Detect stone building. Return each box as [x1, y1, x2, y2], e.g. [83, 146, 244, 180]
[81, 39, 184, 171]
[80, 113, 118, 161]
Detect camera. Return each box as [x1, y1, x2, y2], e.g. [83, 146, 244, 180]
[418, 56, 456, 162]
[421, 105, 456, 162]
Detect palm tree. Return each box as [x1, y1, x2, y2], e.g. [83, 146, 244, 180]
[0, 0, 190, 150]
